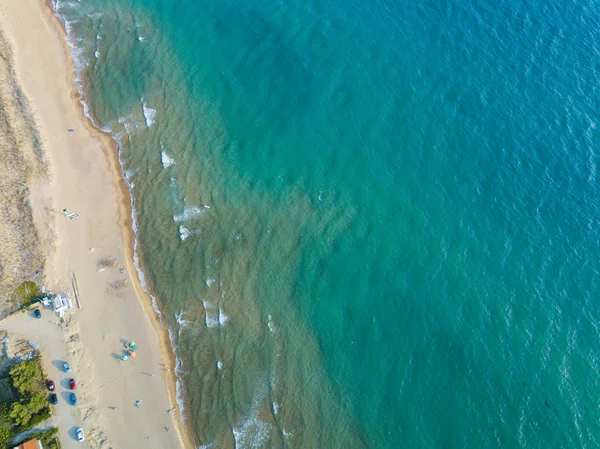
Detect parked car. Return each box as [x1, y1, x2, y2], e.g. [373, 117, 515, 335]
[69, 392, 77, 405]
[69, 378, 76, 390]
[34, 309, 41, 319]
[47, 380, 55, 391]
[76, 427, 85, 442]
[63, 362, 71, 373]
[49, 393, 58, 405]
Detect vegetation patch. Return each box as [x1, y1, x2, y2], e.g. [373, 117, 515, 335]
[12, 427, 60, 449]
[0, 359, 52, 448]
[11, 281, 42, 308]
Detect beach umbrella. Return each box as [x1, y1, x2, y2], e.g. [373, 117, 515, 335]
[129, 341, 136, 347]
[120, 355, 129, 361]
[130, 351, 136, 358]
[131, 344, 137, 350]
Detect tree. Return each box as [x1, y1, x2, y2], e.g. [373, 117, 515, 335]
[0, 403, 11, 422]
[23, 391, 47, 415]
[0, 427, 10, 447]
[9, 402, 31, 427]
[8, 361, 41, 394]
[27, 407, 50, 429]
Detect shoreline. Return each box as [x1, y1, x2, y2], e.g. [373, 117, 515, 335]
[0, 0, 195, 447]
[39, 1, 196, 447]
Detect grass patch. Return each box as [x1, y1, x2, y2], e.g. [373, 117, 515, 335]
[12, 281, 41, 308]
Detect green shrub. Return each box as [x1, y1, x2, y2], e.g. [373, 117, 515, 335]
[24, 406, 50, 430]
[0, 403, 11, 422]
[0, 360, 55, 442]
[23, 427, 60, 449]
[9, 402, 31, 428]
[8, 360, 41, 394]
[0, 427, 10, 447]
[22, 391, 47, 415]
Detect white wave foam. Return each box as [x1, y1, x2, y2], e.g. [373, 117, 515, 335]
[232, 419, 271, 448]
[138, 35, 145, 42]
[218, 309, 229, 326]
[167, 327, 188, 425]
[94, 50, 100, 59]
[173, 206, 205, 222]
[205, 277, 216, 287]
[179, 227, 190, 241]
[51, 3, 115, 137]
[205, 310, 220, 328]
[217, 361, 223, 370]
[202, 302, 228, 328]
[161, 151, 175, 168]
[142, 103, 156, 127]
[232, 385, 272, 449]
[198, 442, 215, 449]
[118, 113, 142, 137]
[272, 401, 280, 415]
[123, 167, 139, 183]
[267, 314, 276, 332]
[179, 226, 199, 241]
[283, 429, 292, 438]
[175, 311, 193, 329]
[203, 301, 219, 328]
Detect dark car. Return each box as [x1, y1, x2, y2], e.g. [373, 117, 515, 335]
[69, 392, 77, 405]
[49, 393, 58, 405]
[33, 309, 41, 319]
[69, 378, 76, 390]
[47, 380, 55, 391]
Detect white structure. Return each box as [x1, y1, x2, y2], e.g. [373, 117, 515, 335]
[51, 292, 73, 317]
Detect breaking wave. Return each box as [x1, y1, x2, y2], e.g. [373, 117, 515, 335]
[161, 151, 175, 168]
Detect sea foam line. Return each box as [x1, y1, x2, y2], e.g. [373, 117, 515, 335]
[51, 1, 111, 135]
[50, 0, 189, 429]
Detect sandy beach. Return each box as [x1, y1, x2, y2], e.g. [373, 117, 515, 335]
[0, 0, 193, 447]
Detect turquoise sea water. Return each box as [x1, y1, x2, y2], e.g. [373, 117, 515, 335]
[53, 0, 600, 447]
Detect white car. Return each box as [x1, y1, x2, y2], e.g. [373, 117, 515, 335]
[76, 427, 85, 442]
[63, 362, 71, 373]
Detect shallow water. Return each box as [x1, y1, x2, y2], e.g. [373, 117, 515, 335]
[54, 0, 600, 447]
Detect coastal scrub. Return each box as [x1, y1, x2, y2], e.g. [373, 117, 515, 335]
[0, 359, 52, 446]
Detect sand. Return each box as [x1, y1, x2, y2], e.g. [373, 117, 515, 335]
[0, 0, 194, 448]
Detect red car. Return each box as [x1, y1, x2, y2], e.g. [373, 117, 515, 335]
[69, 378, 76, 390]
[47, 380, 55, 391]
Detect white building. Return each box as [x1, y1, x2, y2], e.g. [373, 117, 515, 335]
[51, 292, 73, 317]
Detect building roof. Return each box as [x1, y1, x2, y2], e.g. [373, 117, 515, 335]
[52, 292, 73, 313]
[13, 440, 42, 449]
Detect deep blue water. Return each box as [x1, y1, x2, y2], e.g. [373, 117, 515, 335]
[54, 0, 600, 447]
